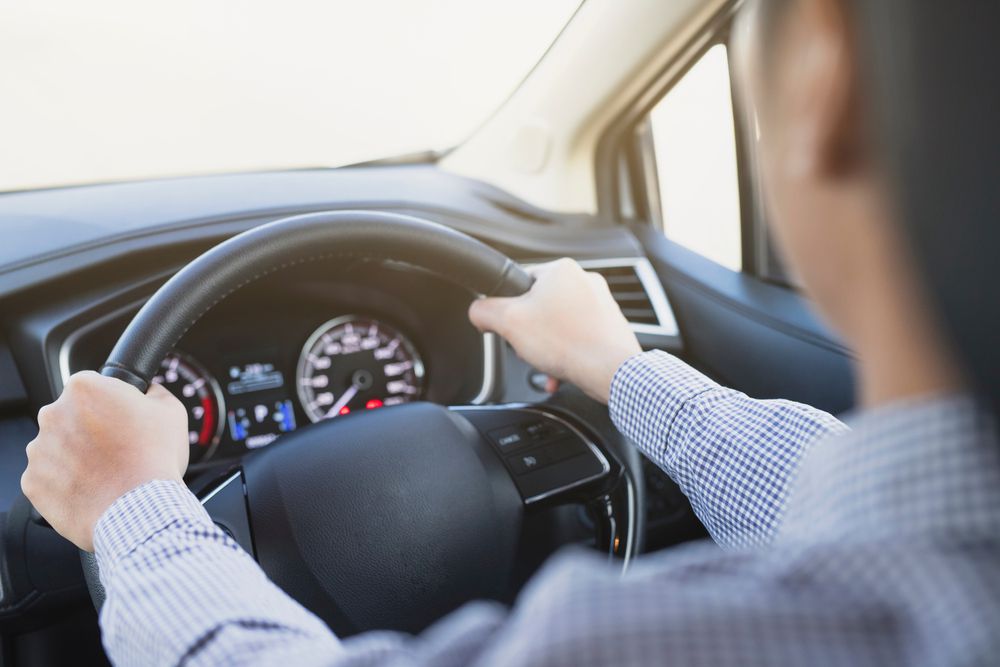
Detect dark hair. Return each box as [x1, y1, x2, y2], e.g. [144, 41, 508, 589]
[761, 0, 1000, 412]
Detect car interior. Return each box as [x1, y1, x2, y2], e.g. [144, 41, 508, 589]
[0, 1, 862, 664]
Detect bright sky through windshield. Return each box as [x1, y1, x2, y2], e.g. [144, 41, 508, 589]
[0, 1, 580, 192]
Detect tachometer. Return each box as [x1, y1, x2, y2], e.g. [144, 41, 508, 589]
[297, 315, 425, 423]
[151, 351, 225, 464]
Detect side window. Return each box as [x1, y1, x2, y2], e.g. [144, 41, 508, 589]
[648, 44, 742, 271]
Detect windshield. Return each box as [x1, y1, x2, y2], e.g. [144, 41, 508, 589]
[0, 0, 580, 192]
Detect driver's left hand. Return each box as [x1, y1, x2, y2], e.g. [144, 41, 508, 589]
[21, 371, 189, 551]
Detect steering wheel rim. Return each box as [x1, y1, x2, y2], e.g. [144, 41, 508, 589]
[100, 210, 533, 392]
[81, 210, 644, 630]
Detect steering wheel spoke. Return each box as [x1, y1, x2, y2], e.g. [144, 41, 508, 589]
[452, 405, 616, 506]
[199, 470, 255, 556]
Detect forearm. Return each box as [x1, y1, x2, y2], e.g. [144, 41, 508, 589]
[94, 481, 510, 667]
[95, 481, 342, 667]
[608, 350, 848, 548]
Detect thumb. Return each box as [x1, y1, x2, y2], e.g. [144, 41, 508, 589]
[468, 297, 517, 336]
[147, 382, 185, 413]
[147, 382, 175, 402]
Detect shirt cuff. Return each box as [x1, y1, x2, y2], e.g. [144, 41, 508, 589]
[608, 350, 720, 455]
[94, 479, 214, 567]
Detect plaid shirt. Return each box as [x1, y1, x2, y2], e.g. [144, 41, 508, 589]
[94, 351, 1000, 666]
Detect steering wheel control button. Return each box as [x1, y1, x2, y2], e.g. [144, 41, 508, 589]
[506, 450, 551, 475]
[503, 438, 586, 476]
[456, 407, 613, 505]
[514, 451, 609, 502]
[524, 420, 569, 441]
[543, 437, 589, 463]
[524, 421, 549, 439]
[489, 425, 526, 449]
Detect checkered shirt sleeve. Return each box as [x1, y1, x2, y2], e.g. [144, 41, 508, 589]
[608, 350, 847, 547]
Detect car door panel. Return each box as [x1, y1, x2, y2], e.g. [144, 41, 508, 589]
[631, 224, 855, 415]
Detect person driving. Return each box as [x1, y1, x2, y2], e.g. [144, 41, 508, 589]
[19, 0, 999, 665]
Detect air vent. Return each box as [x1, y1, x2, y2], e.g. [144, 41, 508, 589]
[577, 258, 679, 338]
[587, 265, 658, 325]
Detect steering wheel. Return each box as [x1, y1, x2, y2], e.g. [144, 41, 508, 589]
[81, 210, 646, 635]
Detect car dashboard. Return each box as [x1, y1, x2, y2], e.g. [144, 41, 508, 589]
[0, 165, 695, 544]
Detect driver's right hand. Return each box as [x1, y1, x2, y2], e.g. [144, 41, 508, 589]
[469, 258, 642, 404]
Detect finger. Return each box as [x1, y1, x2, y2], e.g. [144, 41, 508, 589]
[20, 467, 35, 498]
[147, 382, 175, 402]
[36, 403, 56, 429]
[468, 296, 517, 335]
[545, 376, 560, 394]
[68, 369, 102, 381]
[525, 262, 554, 279]
[24, 436, 39, 461]
[525, 258, 575, 280]
[72, 369, 141, 398]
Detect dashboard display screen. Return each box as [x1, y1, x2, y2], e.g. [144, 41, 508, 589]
[223, 362, 297, 449]
[226, 361, 285, 395]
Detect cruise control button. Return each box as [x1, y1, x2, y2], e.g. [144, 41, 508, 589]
[524, 421, 550, 439]
[544, 437, 588, 463]
[488, 426, 525, 449]
[507, 450, 550, 474]
[524, 420, 569, 441]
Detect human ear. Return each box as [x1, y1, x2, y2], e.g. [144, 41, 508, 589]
[782, 0, 862, 181]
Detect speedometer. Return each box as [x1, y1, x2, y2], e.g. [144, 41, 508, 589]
[297, 315, 425, 423]
[151, 351, 225, 464]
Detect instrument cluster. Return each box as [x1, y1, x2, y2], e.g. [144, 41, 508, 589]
[155, 314, 428, 465]
[62, 262, 489, 467]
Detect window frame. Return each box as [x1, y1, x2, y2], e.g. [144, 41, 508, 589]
[593, 3, 791, 286]
[646, 42, 745, 272]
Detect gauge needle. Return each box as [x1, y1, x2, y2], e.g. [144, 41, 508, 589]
[325, 384, 359, 419]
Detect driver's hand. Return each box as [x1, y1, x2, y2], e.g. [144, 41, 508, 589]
[21, 371, 189, 551]
[469, 258, 642, 404]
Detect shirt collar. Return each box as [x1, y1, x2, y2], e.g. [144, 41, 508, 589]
[778, 394, 1000, 543]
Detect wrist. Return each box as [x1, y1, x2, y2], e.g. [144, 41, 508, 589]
[93, 479, 211, 566]
[583, 341, 644, 404]
[607, 349, 722, 447]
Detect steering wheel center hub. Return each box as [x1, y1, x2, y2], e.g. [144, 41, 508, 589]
[242, 402, 523, 635]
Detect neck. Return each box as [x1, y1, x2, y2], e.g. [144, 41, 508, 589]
[853, 282, 964, 408]
[857, 334, 963, 408]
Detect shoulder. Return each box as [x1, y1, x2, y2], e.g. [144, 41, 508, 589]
[486, 538, 999, 666]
